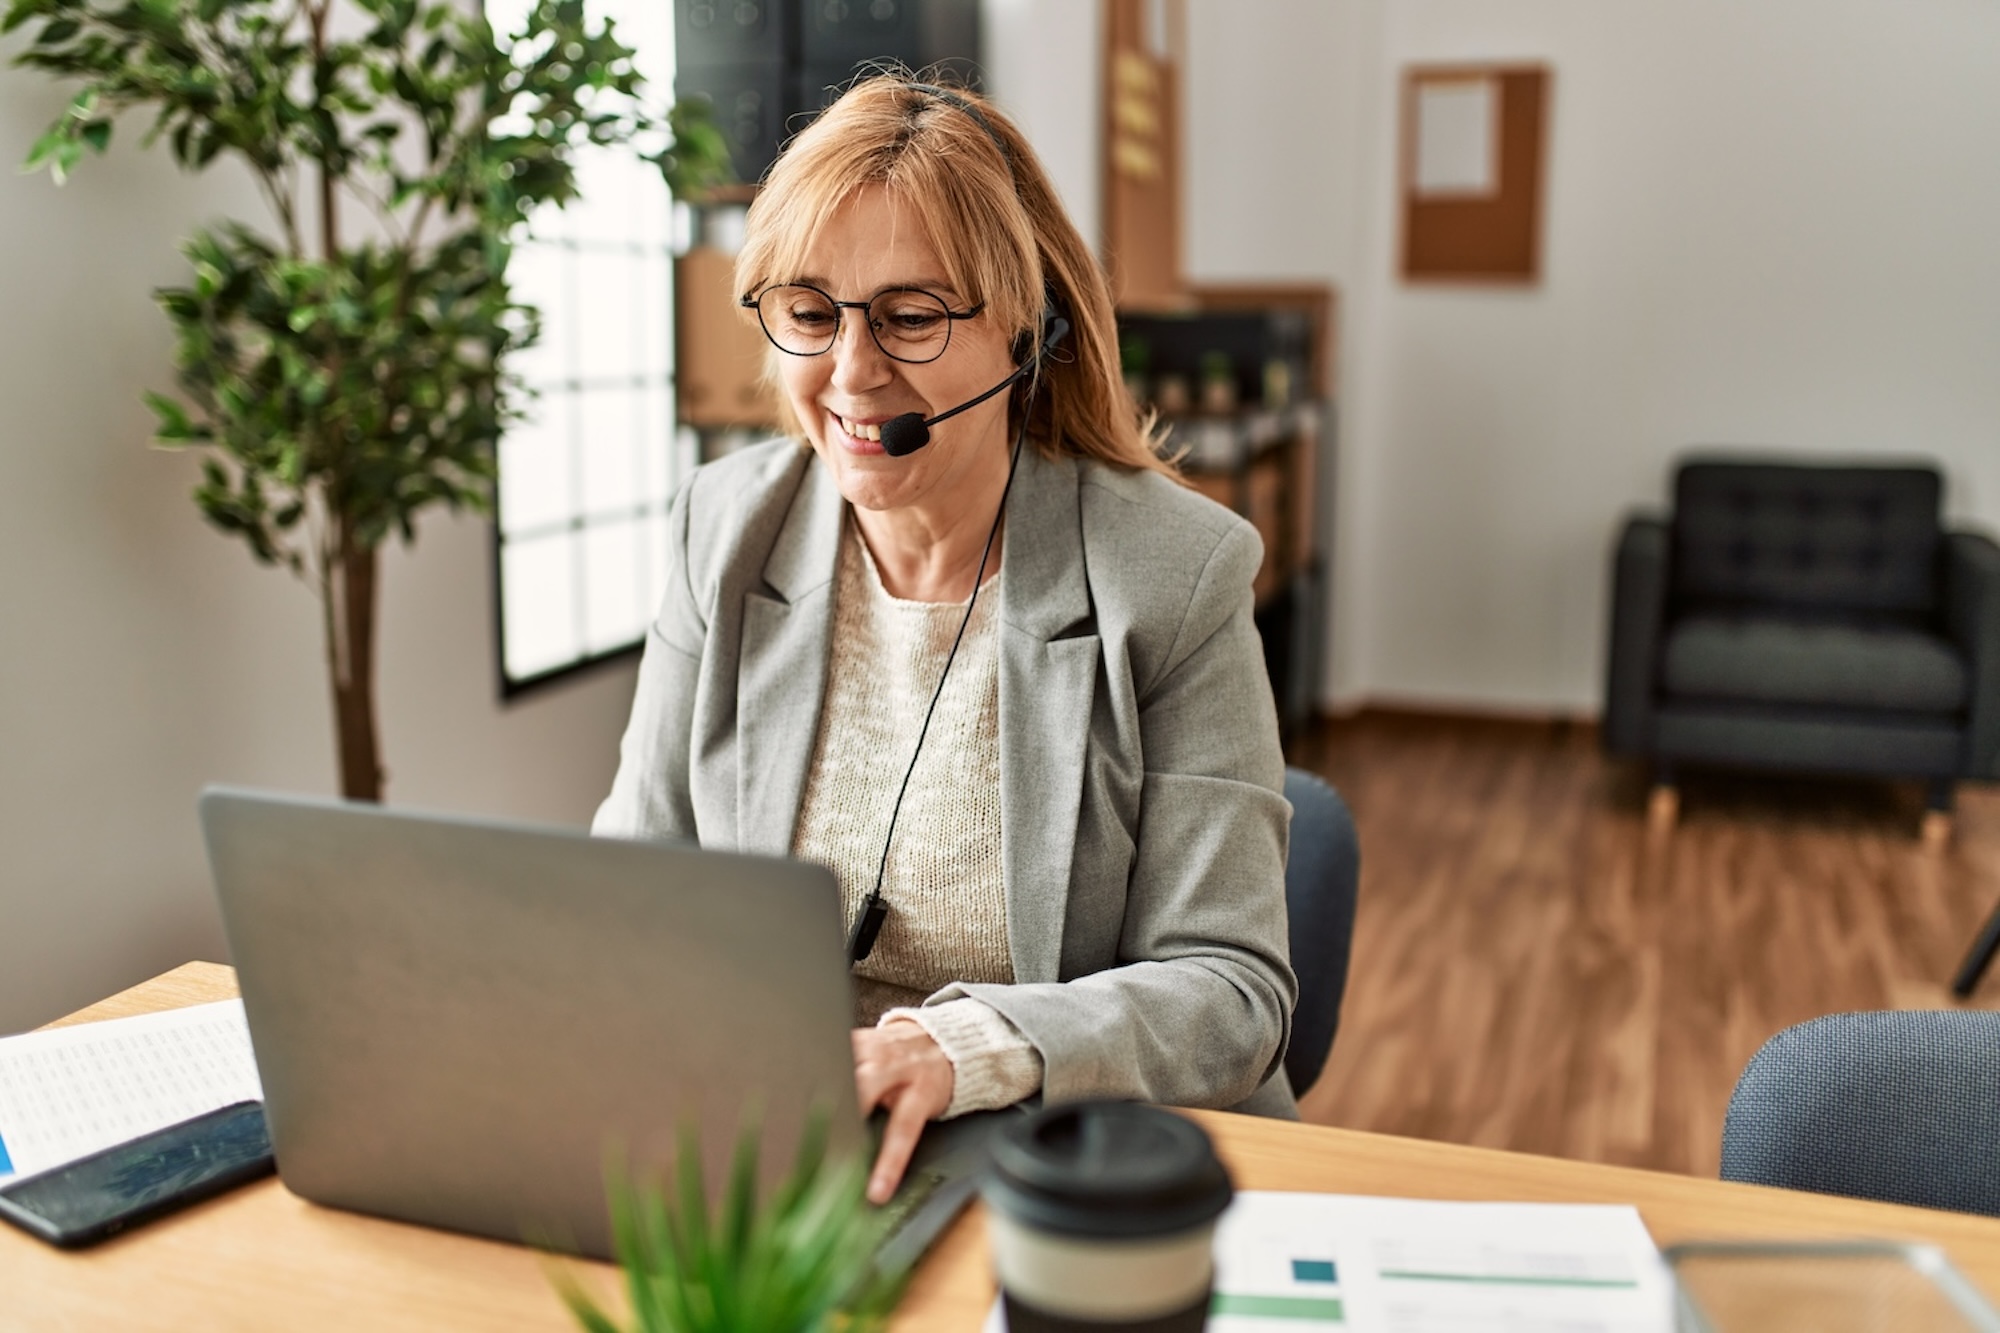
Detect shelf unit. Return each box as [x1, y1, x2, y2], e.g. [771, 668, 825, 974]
[1123, 284, 1338, 740]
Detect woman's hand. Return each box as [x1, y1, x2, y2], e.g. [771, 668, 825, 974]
[851, 1020, 955, 1204]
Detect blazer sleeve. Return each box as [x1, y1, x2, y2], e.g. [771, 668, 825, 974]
[593, 476, 706, 842]
[930, 520, 1298, 1111]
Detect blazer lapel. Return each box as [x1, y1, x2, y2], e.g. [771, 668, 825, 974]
[998, 449, 1098, 984]
[736, 455, 843, 857]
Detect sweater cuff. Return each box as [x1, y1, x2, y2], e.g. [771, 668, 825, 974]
[880, 998, 1044, 1118]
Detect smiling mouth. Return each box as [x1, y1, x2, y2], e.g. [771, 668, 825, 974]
[838, 416, 886, 443]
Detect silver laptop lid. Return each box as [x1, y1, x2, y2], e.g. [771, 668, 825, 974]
[199, 786, 863, 1259]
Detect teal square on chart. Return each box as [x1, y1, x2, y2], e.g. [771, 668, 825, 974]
[1293, 1258, 1338, 1284]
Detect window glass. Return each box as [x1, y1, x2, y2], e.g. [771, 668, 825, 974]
[491, 0, 679, 692]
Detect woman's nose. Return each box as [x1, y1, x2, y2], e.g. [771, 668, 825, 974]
[828, 314, 894, 392]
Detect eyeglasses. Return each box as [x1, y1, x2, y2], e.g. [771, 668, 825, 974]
[742, 284, 986, 364]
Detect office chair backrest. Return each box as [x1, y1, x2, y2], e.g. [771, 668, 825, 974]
[1281, 768, 1360, 1097]
[1673, 459, 1942, 618]
[1721, 1010, 2000, 1218]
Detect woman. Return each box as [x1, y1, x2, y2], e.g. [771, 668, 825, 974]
[594, 78, 1296, 1203]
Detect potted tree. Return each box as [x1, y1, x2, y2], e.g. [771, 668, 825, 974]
[5, 0, 728, 799]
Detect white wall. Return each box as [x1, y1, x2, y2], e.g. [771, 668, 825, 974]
[982, 0, 1103, 245]
[1321, 0, 2000, 712]
[0, 66, 639, 1033]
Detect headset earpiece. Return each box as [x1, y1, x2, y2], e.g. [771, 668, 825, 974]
[1015, 300, 1071, 368]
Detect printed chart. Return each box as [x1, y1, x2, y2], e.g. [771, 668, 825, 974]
[0, 999, 262, 1182]
[1210, 1192, 1674, 1332]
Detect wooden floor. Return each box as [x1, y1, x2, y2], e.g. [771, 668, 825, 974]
[1286, 711, 2000, 1179]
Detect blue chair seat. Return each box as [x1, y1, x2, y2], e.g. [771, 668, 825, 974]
[1280, 769, 1360, 1099]
[1721, 1011, 2000, 1218]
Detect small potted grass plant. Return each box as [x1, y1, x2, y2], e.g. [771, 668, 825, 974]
[555, 1113, 908, 1333]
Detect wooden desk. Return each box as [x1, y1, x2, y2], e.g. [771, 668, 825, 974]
[10, 964, 2000, 1329]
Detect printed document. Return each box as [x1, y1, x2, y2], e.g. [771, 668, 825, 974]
[986, 1191, 1673, 1332]
[0, 999, 262, 1183]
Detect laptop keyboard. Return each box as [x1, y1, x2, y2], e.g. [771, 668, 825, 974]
[875, 1166, 948, 1244]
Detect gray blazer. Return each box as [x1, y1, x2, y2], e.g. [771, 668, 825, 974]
[595, 438, 1300, 1117]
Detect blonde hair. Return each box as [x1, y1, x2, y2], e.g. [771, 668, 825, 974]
[734, 76, 1173, 478]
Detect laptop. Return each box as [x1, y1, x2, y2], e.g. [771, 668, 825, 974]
[198, 786, 1013, 1266]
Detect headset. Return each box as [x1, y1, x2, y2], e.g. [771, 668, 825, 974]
[878, 85, 1070, 457]
[878, 309, 1070, 457]
[846, 81, 1069, 964]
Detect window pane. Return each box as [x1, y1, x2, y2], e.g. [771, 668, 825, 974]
[490, 0, 679, 692]
[601, 0, 671, 82]
[582, 519, 644, 655]
[579, 385, 642, 520]
[639, 250, 671, 373]
[502, 534, 579, 680]
[497, 392, 575, 537]
[570, 148, 643, 248]
[577, 249, 642, 382]
[510, 242, 574, 389]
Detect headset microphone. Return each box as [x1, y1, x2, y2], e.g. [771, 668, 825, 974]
[846, 311, 1066, 964]
[879, 315, 1071, 458]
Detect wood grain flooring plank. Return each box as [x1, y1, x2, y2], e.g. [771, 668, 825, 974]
[1290, 710, 2000, 1180]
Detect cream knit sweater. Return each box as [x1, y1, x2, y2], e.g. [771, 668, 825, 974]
[790, 518, 1043, 1117]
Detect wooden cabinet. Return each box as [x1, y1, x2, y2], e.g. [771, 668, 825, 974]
[674, 244, 778, 433]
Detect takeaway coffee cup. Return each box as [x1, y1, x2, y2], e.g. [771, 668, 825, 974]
[981, 1101, 1235, 1332]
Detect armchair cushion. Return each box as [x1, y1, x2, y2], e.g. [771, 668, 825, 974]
[1661, 614, 1967, 714]
[1674, 461, 1941, 616]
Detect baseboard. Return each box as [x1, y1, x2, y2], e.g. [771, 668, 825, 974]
[1322, 695, 1600, 730]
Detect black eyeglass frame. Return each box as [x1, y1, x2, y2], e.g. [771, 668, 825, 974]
[740, 283, 987, 365]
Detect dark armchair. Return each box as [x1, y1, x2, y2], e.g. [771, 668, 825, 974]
[1603, 457, 2000, 836]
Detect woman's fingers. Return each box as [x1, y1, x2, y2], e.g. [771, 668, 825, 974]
[850, 1022, 956, 1202]
[869, 1086, 930, 1204]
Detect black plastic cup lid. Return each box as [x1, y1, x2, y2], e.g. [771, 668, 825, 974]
[981, 1101, 1235, 1240]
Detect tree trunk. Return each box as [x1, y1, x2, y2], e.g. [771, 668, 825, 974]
[328, 515, 383, 802]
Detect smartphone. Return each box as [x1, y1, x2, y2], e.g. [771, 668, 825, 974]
[0, 1100, 274, 1247]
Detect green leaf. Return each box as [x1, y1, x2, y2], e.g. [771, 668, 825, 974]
[21, 125, 68, 178]
[143, 389, 194, 440]
[35, 15, 76, 44]
[1, 0, 49, 37]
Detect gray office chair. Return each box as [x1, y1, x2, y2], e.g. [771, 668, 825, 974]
[1720, 1011, 2000, 1217]
[1281, 768, 1360, 1098]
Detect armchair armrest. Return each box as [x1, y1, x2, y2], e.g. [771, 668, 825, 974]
[1604, 513, 1672, 755]
[1945, 531, 2000, 777]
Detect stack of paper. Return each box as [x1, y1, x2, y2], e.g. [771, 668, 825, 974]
[986, 1191, 1675, 1332]
[0, 1000, 262, 1183]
